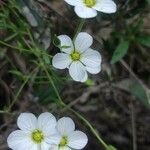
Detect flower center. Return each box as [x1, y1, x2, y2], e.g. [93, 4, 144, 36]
[84, 0, 96, 7]
[59, 136, 68, 147]
[32, 130, 44, 143]
[71, 51, 80, 61]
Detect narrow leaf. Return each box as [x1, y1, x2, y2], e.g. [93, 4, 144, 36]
[107, 145, 117, 150]
[130, 83, 150, 108]
[111, 41, 129, 64]
[137, 35, 150, 47]
[53, 35, 60, 47]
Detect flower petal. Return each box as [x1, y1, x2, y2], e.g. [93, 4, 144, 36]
[81, 71, 88, 82]
[81, 48, 102, 68]
[93, 0, 117, 13]
[41, 142, 51, 150]
[52, 53, 72, 69]
[68, 131, 88, 149]
[86, 66, 101, 74]
[7, 130, 32, 150]
[58, 35, 74, 54]
[17, 113, 37, 132]
[51, 145, 59, 150]
[74, 5, 97, 18]
[31, 144, 41, 150]
[69, 61, 88, 82]
[64, 0, 83, 6]
[38, 112, 57, 136]
[51, 145, 71, 150]
[74, 32, 93, 53]
[57, 117, 75, 135]
[45, 134, 61, 145]
[60, 147, 71, 150]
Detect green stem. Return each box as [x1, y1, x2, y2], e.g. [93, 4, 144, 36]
[42, 64, 62, 103]
[61, 102, 109, 149]
[4, 33, 18, 42]
[73, 19, 85, 42]
[0, 40, 28, 52]
[7, 76, 29, 112]
[0, 40, 51, 58]
[39, 60, 109, 149]
[0, 110, 9, 114]
[7, 67, 39, 112]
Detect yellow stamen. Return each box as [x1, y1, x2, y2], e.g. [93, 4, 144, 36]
[32, 130, 44, 143]
[59, 136, 68, 147]
[71, 51, 81, 61]
[84, 0, 96, 7]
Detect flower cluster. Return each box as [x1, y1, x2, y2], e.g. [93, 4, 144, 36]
[7, 112, 88, 150]
[7, 1, 118, 149]
[52, 1, 117, 82]
[52, 32, 102, 82]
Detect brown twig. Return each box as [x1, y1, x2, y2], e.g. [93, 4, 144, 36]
[62, 82, 109, 111]
[120, 60, 148, 90]
[130, 102, 137, 150]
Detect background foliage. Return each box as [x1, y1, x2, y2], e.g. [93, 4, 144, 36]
[0, 0, 150, 150]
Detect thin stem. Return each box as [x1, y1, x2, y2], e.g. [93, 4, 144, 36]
[7, 76, 29, 112]
[27, 30, 61, 102]
[43, 64, 62, 103]
[0, 110, 17, 115]
[39, 59, 109, 149]
[0, 40, 29, 52]
[0, 110, 10, 114]
[73, 19, 85, 42]
[131, 102, 137, 150]
[7, 67, 39, 112]
[4, 33, 18, 42]
[0, 40, 52, 58]
[61, 102, 109, 149]
[120, 60, 150, 104]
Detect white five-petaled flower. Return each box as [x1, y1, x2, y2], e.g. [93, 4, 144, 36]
[7, 112, 58, 150]
[64, 0, 117, 18]
[49, 117, 88, 150]
[52, 32, 102, 82]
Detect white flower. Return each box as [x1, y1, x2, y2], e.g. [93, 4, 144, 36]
[7, 112, 58, 150]
[52, 32, 102, 82]
[64, 0, 117, 18]
[48, 117, 88, 150]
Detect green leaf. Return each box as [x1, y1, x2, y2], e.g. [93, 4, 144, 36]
[53, 34, 60, 47]
[42, 54, 50, 65]
[146, 0, 150, 4]
[61, 45, 71, 49]
[129, 83, 150, 108]
[0, 49, 6, 59]
[34, 78, 63, 104]
[35, 86, 58, 104]
[137, 35, 150, 47]
[113, 79, 150, 108]
[107, 145, 117, 150]
[9, 70, 26, 80]
[111, 41, 130, 64]
[9, 70, 23, 77]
